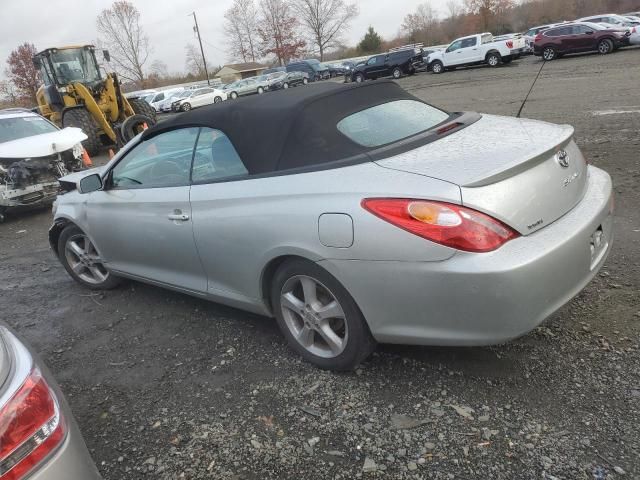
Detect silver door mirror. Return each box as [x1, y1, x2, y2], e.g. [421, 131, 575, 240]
[78, 173, 103, 194]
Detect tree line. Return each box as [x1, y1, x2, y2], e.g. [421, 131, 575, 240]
[1, 0, 637, 108]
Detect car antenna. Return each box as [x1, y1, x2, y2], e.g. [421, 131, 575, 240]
[516, 59, 547, 118]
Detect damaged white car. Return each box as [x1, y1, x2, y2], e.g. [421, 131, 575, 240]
[0, 108, 88, 222]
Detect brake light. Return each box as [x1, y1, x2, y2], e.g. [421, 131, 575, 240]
[0, 368, 66, 479]
[362, 199, 519, 253]
[506, 40, 514, 48]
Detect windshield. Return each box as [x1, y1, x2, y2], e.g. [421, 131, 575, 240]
[337, 100, 449, 148]
[0, 115, 58, 143]
[49, 48, 101, 84]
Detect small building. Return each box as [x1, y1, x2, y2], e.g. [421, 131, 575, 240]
[216, 62, 267, 84]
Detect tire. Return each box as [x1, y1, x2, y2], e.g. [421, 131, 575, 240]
[392, 67, 402, 79]
[354, 73, 365, 83]
[271, 259, 376, 370]
[431, 61, 444, 74]
[214, 96, 222, 103]
[542, 46, 557, 61]
[283, 82, 289, 89]
[58, 225, 121, 290]
[62, 108, 102, 156]
[120, 114, 153, 143]
[302, 77, 308, 85]
[257, 86, 264, 94]
[181, 102, 191, 111]
[128, 98, 157, 124]
[230, 92, 238, 99]
[486, 52, 501, 67]
[598, 38, 614, 55]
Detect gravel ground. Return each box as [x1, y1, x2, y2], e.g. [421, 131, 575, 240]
[1, 49, 639, 479]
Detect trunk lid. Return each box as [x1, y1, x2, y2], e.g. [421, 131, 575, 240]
[374, 114, 588, 235]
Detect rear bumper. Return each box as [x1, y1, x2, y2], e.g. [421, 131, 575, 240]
[319, 166, 613, 346]
[29, 421, 102, 480]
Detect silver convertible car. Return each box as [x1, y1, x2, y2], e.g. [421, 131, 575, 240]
[49, 81, 613, 370]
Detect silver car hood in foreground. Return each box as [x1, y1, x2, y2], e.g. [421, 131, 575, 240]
[0, 127, 87, 158]
[376, 114, 588, 235]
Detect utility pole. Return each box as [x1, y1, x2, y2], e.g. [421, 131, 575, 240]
[189, 11, 210, 86]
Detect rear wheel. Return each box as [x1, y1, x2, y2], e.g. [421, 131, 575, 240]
[430, 61, 443, 74]
[62, 108, 101, 156]
[58, 225, 121, 290]
[542, 46, 557, 61]
[271, 259, 376, 370]
[392, 67, 402, 79]
[128, 98, 157, 124]
[598, 38, 614, 54]
[486, 52, 501, 67]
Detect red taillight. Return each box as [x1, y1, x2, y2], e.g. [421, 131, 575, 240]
[362, 199, 519, 253]
[506, 40, 514, 49]
[0, 368, 66, 479]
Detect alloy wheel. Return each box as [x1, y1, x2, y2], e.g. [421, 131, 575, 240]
[432, 63, 442, 73]
[393, 68, 401, 79]
[598, 40, 612, 54]
[355, 74, 363, 83]
[280, 275, 348, 358]
[488, 55, 499, 66]
[64, 234, 109, 285]
[283, 82, 289, 89]
[182, 103, 191, 111]
[543, 48, 555, 61]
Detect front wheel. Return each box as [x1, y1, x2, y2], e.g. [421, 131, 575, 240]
[271, 259, 376, 370]
[283, 82, 289, 89]
[430, 61, 443, 74]
[598, 39, 614, 55]
[392, 67, 402, 79]
[214, 96, 222, 103]
[302, 77, 308, 85]
[542, 46, 557, 61]
[354, 73, 364, 83]
[181, 102, 191, 111]
[58, 225, 121, 290]
[257, 86, 264, 94]
[486, 52, 501, 67]
[230, 92, 238, 99]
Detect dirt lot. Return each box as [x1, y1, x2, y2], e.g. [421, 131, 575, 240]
[1, 49, 639, 479]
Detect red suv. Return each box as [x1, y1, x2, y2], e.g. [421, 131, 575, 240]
[533, 22, 630, 60]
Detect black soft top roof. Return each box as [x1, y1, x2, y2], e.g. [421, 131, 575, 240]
[142, 80, 424, 175]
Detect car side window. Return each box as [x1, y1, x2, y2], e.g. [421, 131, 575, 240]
[367, 57, 377, 65]
[447, 40, 462, 52]
[191, 128, 248, 183]
[110, 128, 199, 189]
[461, 37, 477, 48]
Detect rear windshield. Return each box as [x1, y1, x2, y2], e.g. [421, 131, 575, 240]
[0, 115, 58, 143]
[337, 100, 449, 147]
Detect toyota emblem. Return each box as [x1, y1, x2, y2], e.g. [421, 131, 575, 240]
[556, 150, 570, 168]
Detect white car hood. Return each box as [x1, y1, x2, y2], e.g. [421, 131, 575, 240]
[0, 127, 87, 158]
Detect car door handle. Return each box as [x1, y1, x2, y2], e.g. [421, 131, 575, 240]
[168, 213, 189, 221]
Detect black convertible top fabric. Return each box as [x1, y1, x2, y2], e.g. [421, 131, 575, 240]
[142, 80, 418, 175]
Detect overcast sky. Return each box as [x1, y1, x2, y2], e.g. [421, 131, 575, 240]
[1, 0, 450, 79]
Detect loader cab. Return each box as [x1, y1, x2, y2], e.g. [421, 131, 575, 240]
[33, 46, 103, 88]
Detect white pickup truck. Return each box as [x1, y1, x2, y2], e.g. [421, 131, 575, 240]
[427, 33, 526, 73]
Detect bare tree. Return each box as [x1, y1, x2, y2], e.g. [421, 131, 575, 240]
[292, 0, 359, 60]
[150, 60, 168, 78]
[185, 44, 210, 77]
[96, 1, 151, 83]
[401, 2, 439, 44]
[224, 0, 259, 62]
[258, 0, 306, 66]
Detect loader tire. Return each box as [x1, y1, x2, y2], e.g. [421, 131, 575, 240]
[62, 108, 102, 156]
[128, 98, 157, 124]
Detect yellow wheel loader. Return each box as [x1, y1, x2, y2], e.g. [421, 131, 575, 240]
[33, 45, 156, 155]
